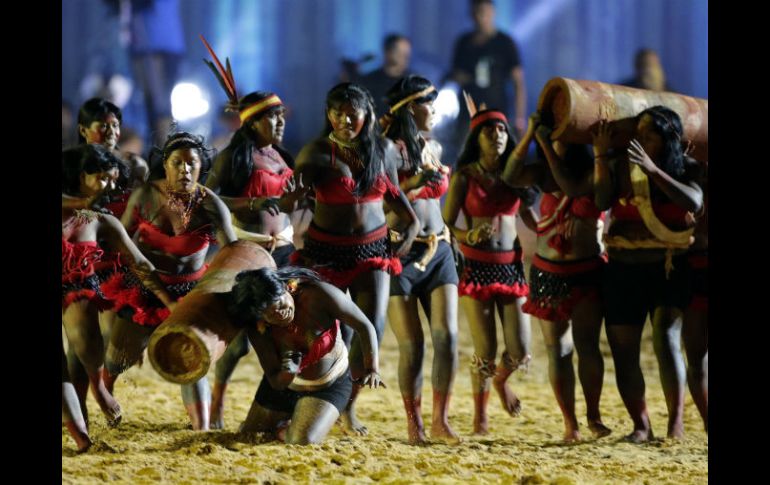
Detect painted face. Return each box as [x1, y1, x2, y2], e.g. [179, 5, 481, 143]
[164, 148, 202, 193]
[80, 167, 119, 197]
[478, 121, 508, 157]
[411, 100, 436, 132]
[251, 106, 286, 145]
[80, 113, 121, 150]
[636, 115, 664, 161]
[327, 102, 366, 142]
[262, 290, 295, 327]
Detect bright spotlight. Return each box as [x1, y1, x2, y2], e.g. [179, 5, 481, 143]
[432, 81, 461, 128]
[170, 82, 210, 121]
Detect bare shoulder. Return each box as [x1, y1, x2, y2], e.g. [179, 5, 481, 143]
[298, 138, 331, 164]
[97, 212, 122, 227]
[426, 138, 443, 160]
[304, 280, 343, 299]
[200, 184, 219, 199]
[454, 163, 475, 181]
[382, 138, 402, 170]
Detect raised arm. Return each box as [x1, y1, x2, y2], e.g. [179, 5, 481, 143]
[534, 125, 593, 197]
[627, 140, 703, 212]
[502, 112, 543, 188]
[592, 121, 615, 211]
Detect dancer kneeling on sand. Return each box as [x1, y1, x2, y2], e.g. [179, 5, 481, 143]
[227, 267, 384, 444]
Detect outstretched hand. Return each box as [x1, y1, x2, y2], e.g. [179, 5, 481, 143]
[356, 370, 386, 389]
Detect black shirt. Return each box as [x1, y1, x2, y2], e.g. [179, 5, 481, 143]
[451, 31, 521, 114]
[358, 67, 411, 119]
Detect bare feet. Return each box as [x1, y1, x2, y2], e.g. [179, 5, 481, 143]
[430, 421, 461, 444]
[73, 377, 90, 425]
[588, 420, 612, 438]
[101, 367, 118, 395]
[341, 409, 368, 436]
[275, 420, 290, 442]
[624, 427, 654, 443]
[408, 424, 428, 446]
[65, 421, 92, 453]
[492, 377, 522, 417]
[563, 428, 582, 443]
[472, 390, 491, 435]
[667, 420, 685, 440]
[91, 379, 122, 427]
[402, 396, 427, 445]
[209, 383, 226, 430]
[185, 402, 210, 431]
[472, 415, 489, 435]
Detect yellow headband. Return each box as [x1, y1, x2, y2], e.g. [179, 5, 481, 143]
[239, 94, 283, 123]
[389, 86, 436, 114]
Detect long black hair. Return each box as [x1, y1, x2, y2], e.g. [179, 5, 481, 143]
[217, 91, 295, 196]
[77, 98, 122, 144]
[635, 105, 690, 202]
[636, 105, 686, 179]
[457, 110, 537, 205]
[384, 75, 438, 171]
[323, 82, 386, 196]
[456, 109, 517, 169]
[147, 131, 215, 181]
[62, 144, 122, 196]
[226, 266, 322, 327]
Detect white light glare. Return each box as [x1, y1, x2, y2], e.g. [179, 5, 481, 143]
[432, 82, 461, 128]
[170, 83, 210, 121]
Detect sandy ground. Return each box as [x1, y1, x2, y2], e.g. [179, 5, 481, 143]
[62, 304, 707, 484]
[63, 224, 706, 483]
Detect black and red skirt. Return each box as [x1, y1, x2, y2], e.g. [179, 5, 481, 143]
[523, 254, 604, 321]
[101, 264, 208, 326]
[62, 239, 112, 311]
[291, 224, 402, 289]
[458, 244, 529, 301]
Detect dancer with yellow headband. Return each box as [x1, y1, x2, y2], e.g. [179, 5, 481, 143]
[200, 37, 310, 428]
[382, 75, 460, 445]
[593, 106, 703, 442]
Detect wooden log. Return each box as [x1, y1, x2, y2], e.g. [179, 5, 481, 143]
[537, 77, 708, 161]
[148, 240, 276, 384]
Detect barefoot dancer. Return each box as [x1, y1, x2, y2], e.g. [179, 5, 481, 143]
[102, 132, 237, 430]
[382, 75, 460, 444]
[229, 267, 384, 444]
[62, 144, 174, 428]
[293, 83, 419, 435]
[593, 106, 703, 442]
[503, 112, 610, 441]
[443, 108, 537, 435]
